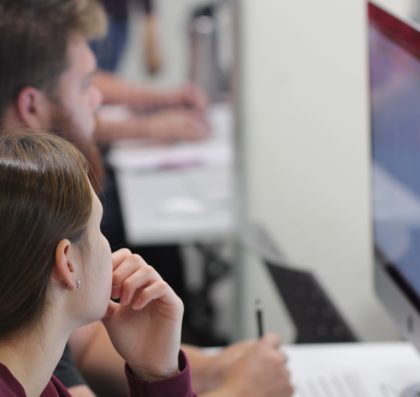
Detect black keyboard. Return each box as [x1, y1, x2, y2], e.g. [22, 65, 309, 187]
[265, 261, 358, 343]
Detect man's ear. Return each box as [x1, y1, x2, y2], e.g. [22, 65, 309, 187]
[15, 87, 52, 130]
[53, 239, 78, 290]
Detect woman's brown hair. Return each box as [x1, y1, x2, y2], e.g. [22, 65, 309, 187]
[0, 132, 93, 339]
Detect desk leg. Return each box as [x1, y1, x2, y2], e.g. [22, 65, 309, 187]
[185, 242, 231, 346]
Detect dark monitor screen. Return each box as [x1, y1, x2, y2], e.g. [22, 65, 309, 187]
[369, 1, 420, 313]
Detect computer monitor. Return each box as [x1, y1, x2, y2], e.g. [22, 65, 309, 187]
[369, 0, 420, 361]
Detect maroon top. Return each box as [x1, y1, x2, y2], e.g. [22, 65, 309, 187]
[0, 351, 196, 397]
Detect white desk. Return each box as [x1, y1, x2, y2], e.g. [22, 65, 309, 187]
[285, 342, 420, 397]
[106, 104, 236, 246]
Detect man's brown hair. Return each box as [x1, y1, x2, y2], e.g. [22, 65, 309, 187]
[0, 131, 93, 339]
[0, 0, 107, 122]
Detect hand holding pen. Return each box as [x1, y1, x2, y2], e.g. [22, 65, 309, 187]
[218, 335, 294, 396]
[256, 298, 265, 338]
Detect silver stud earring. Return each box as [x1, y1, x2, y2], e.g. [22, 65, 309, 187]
[76, 279, 81, 289]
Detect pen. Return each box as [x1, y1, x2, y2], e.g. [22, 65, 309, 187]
[255, 299, 264, 338]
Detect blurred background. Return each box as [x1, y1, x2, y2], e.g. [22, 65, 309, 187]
[101, 0, 401, 348]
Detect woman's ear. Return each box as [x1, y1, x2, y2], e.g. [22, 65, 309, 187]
[15, 87, 52, 129]
[53, 239, 78, 290]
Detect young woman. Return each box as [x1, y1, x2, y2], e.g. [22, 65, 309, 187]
[0, 132, 196, 397]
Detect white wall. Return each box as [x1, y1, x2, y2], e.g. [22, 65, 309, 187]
[238, 0, 399, 341]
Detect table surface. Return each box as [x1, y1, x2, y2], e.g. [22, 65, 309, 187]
[107, 104, 236, 245]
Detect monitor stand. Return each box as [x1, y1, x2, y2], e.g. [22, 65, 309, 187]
[402, 384, 420, 397]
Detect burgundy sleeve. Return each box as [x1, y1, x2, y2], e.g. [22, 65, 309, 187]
[125, 351, 196, 397]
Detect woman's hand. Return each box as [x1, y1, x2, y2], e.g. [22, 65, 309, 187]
[217, 334, 293, 397]
[194, 334, 294, 397]
[184, 340, 254, 392]
[102, 249, 184, 381]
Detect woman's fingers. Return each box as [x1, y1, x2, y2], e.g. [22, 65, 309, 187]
[111, 252, 168, 307]
[131, 279, 174, 310]
[262, 333, 281, 349]
[108, 251, 182, 319]
[119, 264, 157, 305]
[112, 254, 152, 299]
[111, 248, 132, 270]
[104, 300, 119, 319]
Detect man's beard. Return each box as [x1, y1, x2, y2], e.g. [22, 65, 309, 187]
[49, 106, 104, 193]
